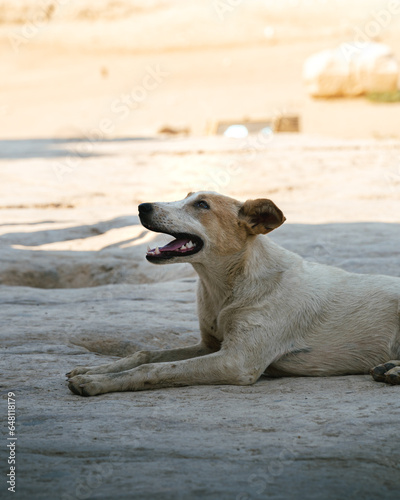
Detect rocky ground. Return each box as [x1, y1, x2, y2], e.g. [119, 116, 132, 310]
[1, 1, 400, 498]
[1, 134, 400, 499]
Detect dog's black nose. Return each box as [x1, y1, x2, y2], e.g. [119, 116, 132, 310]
[138, 203, 153, 215]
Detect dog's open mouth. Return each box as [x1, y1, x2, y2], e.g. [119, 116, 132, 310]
[146, 233, 203, 261]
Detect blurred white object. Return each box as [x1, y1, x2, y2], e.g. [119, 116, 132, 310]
[223, 124, 248, 138]
[260, 126, 273, 136]
[303, 42, 399, 97]
[263, 26, 275, 40]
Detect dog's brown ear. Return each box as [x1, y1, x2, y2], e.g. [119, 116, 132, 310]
[239, 199, 286, 235]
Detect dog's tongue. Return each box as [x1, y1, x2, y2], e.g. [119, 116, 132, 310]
[160, 238, 190, 252]
[147, 237, 196, 256]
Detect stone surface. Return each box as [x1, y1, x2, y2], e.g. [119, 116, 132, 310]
[1, 135, 400, 499]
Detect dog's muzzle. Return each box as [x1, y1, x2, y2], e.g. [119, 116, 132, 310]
[138, 202, 204, 262]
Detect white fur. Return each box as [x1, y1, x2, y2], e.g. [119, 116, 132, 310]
[67, 192, 400, 396]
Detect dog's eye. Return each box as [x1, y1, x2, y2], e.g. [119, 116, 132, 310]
[194, 200, 210, 210]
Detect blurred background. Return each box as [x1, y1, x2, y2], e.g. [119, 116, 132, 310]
[1, 0, 400, 140]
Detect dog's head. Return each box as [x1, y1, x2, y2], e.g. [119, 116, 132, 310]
[138, 192, 285, 264]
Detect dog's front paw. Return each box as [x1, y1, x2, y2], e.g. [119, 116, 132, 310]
[66, 366, 92, 378]
[370, 360, 400, 385]
[67, 375, 106, 397]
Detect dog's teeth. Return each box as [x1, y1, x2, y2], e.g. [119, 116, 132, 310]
[155, 247, 161, 255]
[181, 244, 187, 250]
[187, 241, 193, 249]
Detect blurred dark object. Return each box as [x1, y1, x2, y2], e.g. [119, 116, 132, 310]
[158, 125, 190, 135]
[274, 115, 300, 132]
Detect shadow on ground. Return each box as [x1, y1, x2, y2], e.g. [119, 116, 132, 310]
[0, 219, 399, 288]
[0, 137, 155, 160]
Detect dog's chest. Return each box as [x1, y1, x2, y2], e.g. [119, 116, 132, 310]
[197, 286, 226, 342]
[200, 313, 222, 341]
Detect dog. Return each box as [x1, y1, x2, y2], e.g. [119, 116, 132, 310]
[67, 192, 400, 396]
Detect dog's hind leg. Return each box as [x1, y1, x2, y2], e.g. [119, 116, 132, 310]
[371, 303, 400, 385]
[66, 342, 215, 378]
[370, 360, 400, 385]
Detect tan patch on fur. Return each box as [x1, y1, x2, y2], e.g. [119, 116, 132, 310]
[239, 199, 286, 234]
[192, 193, 248, 255]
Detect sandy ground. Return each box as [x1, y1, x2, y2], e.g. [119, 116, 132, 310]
[1, 0, 400, 139]
[1, 1, 400, 499]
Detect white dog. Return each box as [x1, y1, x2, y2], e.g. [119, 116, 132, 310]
[67, 192, 400, 396]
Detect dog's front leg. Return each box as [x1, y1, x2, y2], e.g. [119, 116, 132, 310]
[66, 342, 214, 378]
[67, 346, 267, 397]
